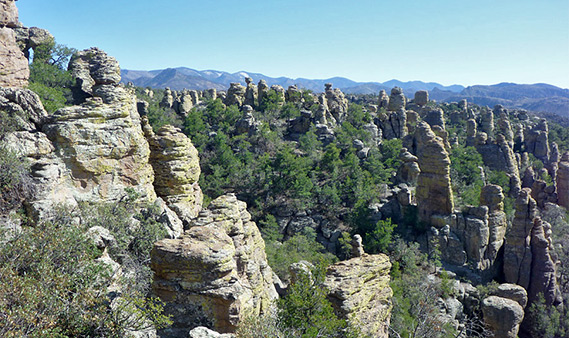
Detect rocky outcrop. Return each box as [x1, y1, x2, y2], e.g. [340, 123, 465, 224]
[324, 254, 392, 338]
[243, 77, 256, 107]
[378, 89, 389, 109]
[396, 147, 420, 184]
[414, 90, 428, 106]
[557, 152, 569, 209]
[503, 189, 536, 289]
[224, 83, 246, 107]
[479, 109, 494, 137]
[189, 327, 234, 338]
[377, 109, 407, 139]
[324, 83, 348, 123]
[480, 184, 507, 274]
[0, 0, 29, 88]
[423, 108, 445, 129]
[529, 218, 561, 305]
[68, 47, 122, 104]
[160, 87, 174, 109]
[146, 124, 203, 225]
[415, 122, 454, 224]
[387, 87, 405, 111]
[257, 80, 269, 108]
[235, 105, 260, 136]
[151, 194, 278, 336]
[0, 0, 18, 27]
[525, 119, 550, 162]
[482, 296, 524, 338]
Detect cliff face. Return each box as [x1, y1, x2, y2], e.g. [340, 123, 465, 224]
[151, 194, 278, 337]
[324, 254, 392, 338]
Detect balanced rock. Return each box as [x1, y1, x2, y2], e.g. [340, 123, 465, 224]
[147, 124, 203, 225]
[415, 122, 454, 224]
[257, 80, 269, 108]
[396, 147, 420, 184]
[243, 77, 256, 107]
[324, 254, 392, 338]
[151, 194, 278, 336]
[482, 296, 524, 338]
[68, 47, 121, 104]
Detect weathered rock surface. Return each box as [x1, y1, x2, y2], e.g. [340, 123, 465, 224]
[396, 147, 420, 184]
[68, 47, 121, 104]
[482, 296, 524, 338]
[491, 283, 528, 309]
[503, 189, 536, 289]
[415, 122, 454, 224]
[243, 77, 256, 107]
[529, 217, 561, 305]
[146, 124, 203, 225]
[189, 327, 235, 338]
[151, 194, 278, 336]
[324, 254, 392, 338]
[324, 83, 348, 123]
[414, 90, 428, 106]
[377, 89, 389, 109]
[0, 25, 29, 88]
[0, 0, 19, 27]
[387, 87, 405, 111]
[525, 119, 550, 162]
[557, 152, 569, 209]
[480, 184, 507, 273]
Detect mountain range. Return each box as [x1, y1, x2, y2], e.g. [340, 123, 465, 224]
[121, 67, 569, 117]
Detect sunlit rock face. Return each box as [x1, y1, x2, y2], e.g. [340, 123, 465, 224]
[151, 194, 278, 337]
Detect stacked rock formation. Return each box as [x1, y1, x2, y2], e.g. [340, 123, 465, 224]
[0, 0, 29, 88]
[243, 77, 256, 107]
[479, 185, 508, 275]
[414, 90, 428, 106]
[503, 188, 561, 306]
[224, 83, 246, 107]
[557, 152, 569, 209]
[68, 47, 122, 104]
[324, 254, 392, 338]
[377, 89, 389, 109]
[396, 147, 420, 184]
[525, 119, 550, 163]
[257, 79, 269, 107]
[151, 194, 278, 336]
[324, 83, 348, 123]
[146, 124, 203, 225]
[503, 189, 537, 289]
[415, 122, 454, 224]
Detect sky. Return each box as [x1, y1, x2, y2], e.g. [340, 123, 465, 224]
[17, 0, 569, 88]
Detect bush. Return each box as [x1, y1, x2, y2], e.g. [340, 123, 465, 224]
[0, 145, 34, 213]
[0, 217, 171, 337]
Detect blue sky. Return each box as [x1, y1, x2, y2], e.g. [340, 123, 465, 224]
[17, 0, 569, 88]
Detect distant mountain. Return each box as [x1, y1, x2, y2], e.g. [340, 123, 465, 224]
[120, 67, 464, 95]
[442, 83, 569, 118]
[121, 68, 569, 117]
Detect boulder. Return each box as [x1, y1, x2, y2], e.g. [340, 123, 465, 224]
[189, 327, 235, 338]
[151, 194, 278, 336]
[414, 90, 428, 106]
[481, 296, 524, 338]
[324, 254, 392, 338]
[492, 283, 528, 308]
